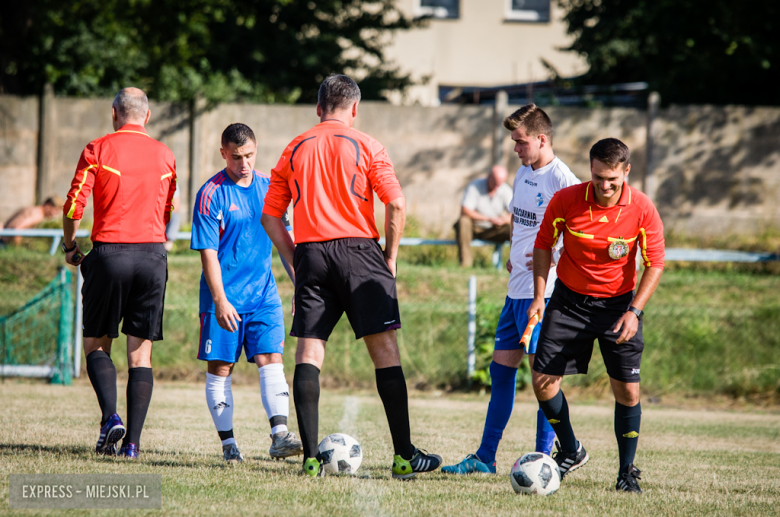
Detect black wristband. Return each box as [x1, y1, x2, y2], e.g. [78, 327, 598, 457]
[627, 306, 644, 320]
[61, 241, 78, 253]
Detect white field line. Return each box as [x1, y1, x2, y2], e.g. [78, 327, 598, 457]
[340, 396, 386, 516]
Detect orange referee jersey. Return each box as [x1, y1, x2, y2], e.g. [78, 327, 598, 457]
[534, 182, 665, 297]
[63, 124, 177, 243]
[262, 120, 403, 243]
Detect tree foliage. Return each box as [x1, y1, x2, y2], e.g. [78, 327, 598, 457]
[559, 0, 780, 106]
[0, 0, 417, 103]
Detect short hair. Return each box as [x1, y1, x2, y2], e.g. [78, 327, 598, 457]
[43, 196, 63, 208]
[221, 123, 256, 148]
[590, 138, 631, 169]
[318, 74, 361, 114]
[112, 88, 149, 122]
[503, 103, 554, 144]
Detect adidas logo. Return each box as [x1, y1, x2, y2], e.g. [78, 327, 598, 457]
[623, 431, 639, 438]
[599, 215, 609, 222]
[213, 402, 230, 410]
[276, 392, 289, 397]
[548, 419, 560, 424]
[229, 203, 239, 211]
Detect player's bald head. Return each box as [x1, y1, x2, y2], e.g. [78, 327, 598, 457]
[113, 88, 149, 124]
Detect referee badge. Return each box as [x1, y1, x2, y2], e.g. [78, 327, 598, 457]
[608, 238, 630, 260]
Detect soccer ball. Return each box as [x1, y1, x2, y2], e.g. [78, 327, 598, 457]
[510, 453, 561, 496]
[318, 433, 363, 475]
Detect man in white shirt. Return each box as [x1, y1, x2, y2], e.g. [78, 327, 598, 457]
[455, 165, 513, 267]
[443, 104, 580, 475]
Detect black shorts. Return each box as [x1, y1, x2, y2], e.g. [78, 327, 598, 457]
[81, 242, 168, 341]
[292, 238, 401, 340]
[532, 279, 643, 383]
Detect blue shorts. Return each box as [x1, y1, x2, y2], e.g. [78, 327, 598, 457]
[198, 302, 286, 363]
[494, 297, 549, 354]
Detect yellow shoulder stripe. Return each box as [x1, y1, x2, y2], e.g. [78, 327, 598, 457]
[566, 225, 594, 239]
[103, 165, 121, 176]
[639, 228, 650, 266]
[66, 164, 95, 219]
[551, 217, 566, 245]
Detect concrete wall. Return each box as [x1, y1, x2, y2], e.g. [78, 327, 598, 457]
[1, 94, 779, 239]
[651, 105, 780, 236]
[0, 96, 39, 221]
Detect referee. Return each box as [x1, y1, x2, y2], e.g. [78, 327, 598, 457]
[62, 88, 177, 459]
[261, 74, 442, 478]
[528, 138, 664, 493]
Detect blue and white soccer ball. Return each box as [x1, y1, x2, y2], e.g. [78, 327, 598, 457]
[510, 453, 561, 496]
[318, 433, 362, 475]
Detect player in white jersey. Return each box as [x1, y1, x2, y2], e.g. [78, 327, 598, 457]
[443, 104, 579, 474]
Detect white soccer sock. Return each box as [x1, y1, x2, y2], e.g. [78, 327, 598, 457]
[206, 373, 234, 443]
[258, 363, 290, 435]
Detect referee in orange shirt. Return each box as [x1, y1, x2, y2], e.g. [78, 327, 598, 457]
[261, 74, 442, 478]
[62, 88, 177, 459]
[528, 138, 664, 493]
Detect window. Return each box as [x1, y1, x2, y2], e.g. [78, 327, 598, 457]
[505, 0, 550, 22]
[416, 0, 459, 20]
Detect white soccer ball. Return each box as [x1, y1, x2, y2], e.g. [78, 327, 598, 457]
[318, 433, 362, 475]
[510, 453, 561, 496]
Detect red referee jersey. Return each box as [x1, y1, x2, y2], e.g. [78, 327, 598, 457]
[63, 124, 177, 243]
[262, 120, 403, 243]
[534, 182, 665, 297]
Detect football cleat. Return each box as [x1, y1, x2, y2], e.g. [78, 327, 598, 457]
[552, 440, 589, 479]
[118, 443, 139, 459]
[222, 443, 244, 464]
[302, 456, 324, 477]
[95, 413, 125, 455]
[392, 447, 443, 480]
[441, 454, 496, 475]
[269, 431, 304, 460]
[616, 464, 643, 493]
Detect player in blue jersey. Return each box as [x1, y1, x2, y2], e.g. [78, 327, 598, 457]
[191, 123, 303, 463]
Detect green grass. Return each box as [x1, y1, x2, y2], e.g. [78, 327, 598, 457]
[0, 246, 779, 398]
[1, 381, 779, 516]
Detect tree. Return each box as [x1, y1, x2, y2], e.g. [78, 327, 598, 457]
[558, 0, 780, 106]
[0, 0, 418, 103]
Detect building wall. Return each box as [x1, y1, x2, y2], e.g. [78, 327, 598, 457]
[1, 94, 779, 240]
[385, 0, 588, 105]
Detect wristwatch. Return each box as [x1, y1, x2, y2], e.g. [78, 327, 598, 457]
[61, 241, 78, 253]
[627, 306, 644, 320]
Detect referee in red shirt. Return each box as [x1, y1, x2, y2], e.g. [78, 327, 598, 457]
[62, 88, 177, 459]
[528, 138, 664, 493]
[261, 74, 442, 478]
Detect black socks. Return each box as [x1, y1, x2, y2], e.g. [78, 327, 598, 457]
[293, 363, 321, 460]
[615, 401, 642, 471]
[124, 367, 154, 448]
[538, 389, 578, 452]
[376, 366, 414, 460]
[86, 350, 117, 425]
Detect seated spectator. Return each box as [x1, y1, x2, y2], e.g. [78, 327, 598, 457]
[0, 196, 63, 246]
[455, 165, 512, 267]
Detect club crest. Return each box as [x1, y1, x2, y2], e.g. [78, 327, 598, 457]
[608, 238, 630, 260]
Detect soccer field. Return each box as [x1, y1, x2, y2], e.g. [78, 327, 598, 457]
[1, 381, 779, 516]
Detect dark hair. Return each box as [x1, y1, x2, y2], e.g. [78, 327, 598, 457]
[221, 123, 256, 148]
[590, 138, 630, 169]
[318, 74, 361, 114]
[503, 103, 553, 144]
